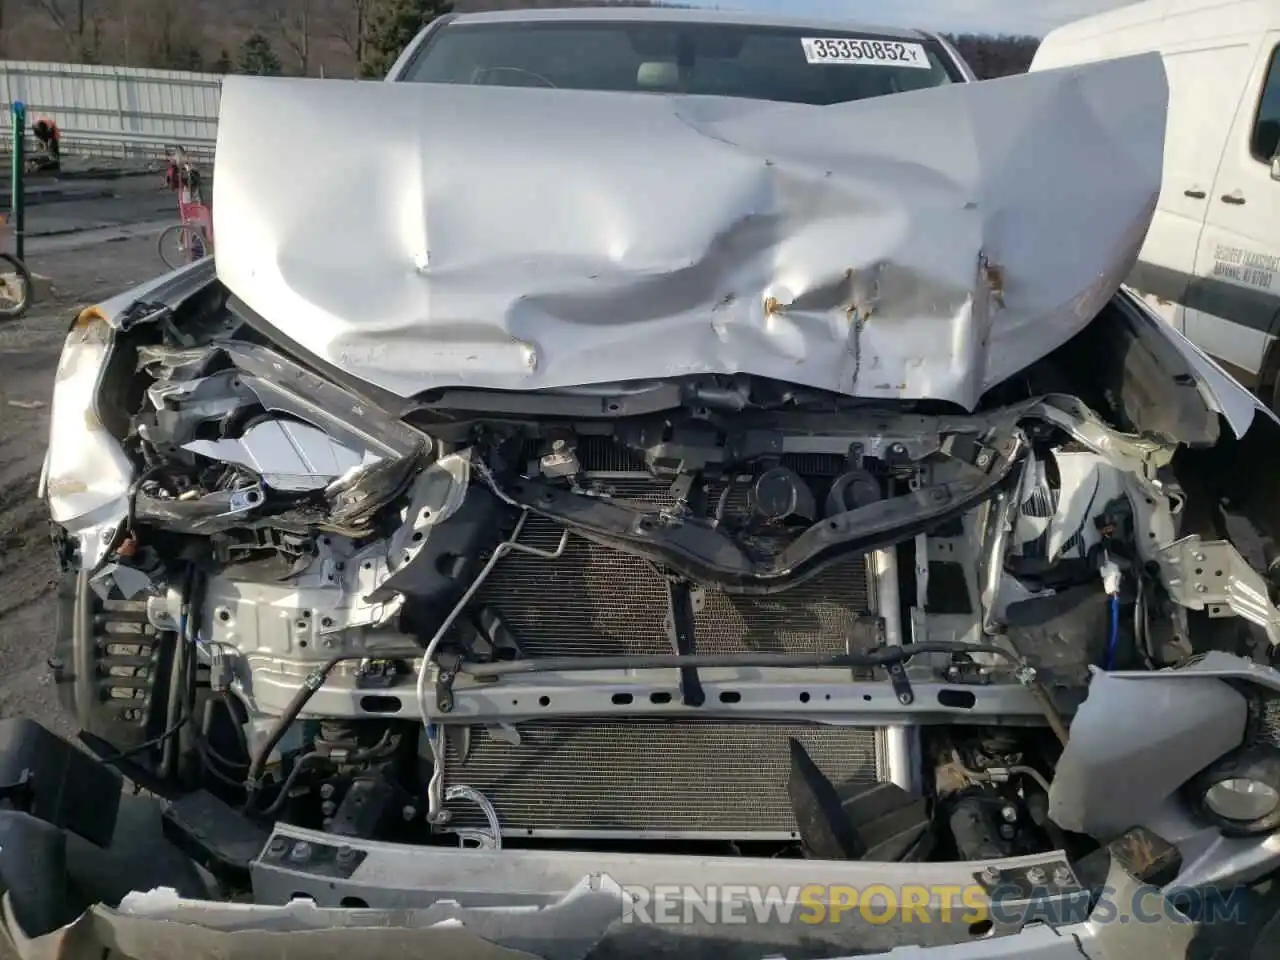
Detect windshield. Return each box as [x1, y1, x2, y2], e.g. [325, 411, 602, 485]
[399, 20, 960, 105]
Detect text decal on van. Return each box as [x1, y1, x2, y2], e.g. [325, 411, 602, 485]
[1213, 244, 1279, 291]
[801, 38, 932, 69]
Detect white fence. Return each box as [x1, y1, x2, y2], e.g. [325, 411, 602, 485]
[0, 60, 221, 161]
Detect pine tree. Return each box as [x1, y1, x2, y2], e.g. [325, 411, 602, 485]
[213, 49, 233, 74]
[237, 32, 283, 77]
[362, 0, 453, 78]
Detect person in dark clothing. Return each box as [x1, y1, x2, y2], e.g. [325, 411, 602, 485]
[30, 118, 61, 172]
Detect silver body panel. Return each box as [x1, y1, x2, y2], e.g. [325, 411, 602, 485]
[212, 52, 1166, 408]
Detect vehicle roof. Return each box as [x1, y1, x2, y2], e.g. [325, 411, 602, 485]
[448, 6, 932, 41]
[1037, 0, 1274, 49]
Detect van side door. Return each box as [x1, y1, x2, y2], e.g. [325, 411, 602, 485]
[1127, 40, 1255, 337]
[1189, 36, 1280, 390]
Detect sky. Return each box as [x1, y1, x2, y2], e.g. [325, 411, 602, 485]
[704, 0, 1139, 36]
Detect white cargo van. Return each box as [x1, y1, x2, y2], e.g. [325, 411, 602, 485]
[1033, 0, 1280, 406]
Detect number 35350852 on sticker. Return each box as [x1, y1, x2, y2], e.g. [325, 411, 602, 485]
[801, 37, 932, 69]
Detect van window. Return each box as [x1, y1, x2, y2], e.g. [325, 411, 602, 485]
[1251, 45, 1280, 162]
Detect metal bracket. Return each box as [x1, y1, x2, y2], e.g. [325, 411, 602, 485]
[259, 834, 368, 880]
[887, 661, 914, 705]
[436, 653, 461, 714]
[356, 659, 401, 689]
[1155, 535, 1280, 646]
[974, 858, 1081, 900]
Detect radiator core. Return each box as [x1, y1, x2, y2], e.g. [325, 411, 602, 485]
[447, 448, 889, 839]
[443, 718, 887, 839]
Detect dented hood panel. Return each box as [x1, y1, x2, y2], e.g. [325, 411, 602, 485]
[212, 54, 1166, 407]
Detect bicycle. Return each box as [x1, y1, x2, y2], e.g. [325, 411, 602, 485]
[0, 214, 33, 321]
[158, 198, 214, 271]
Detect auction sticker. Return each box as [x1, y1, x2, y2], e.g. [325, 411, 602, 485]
[801, 37, 932, 69]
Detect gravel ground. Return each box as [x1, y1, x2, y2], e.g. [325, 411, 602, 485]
[0, 233, 163, 736]
[0, 234, 214, 956]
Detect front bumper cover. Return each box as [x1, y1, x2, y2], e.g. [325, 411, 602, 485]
[0, 827, 1200, 960]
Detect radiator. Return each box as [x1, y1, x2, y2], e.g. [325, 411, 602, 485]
[474, 447, 875, 659]
[474, 519, 873, 658]
[442, 719, 887, 839]
[446, 445, 890, 840]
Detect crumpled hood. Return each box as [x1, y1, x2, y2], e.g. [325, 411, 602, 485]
[212, 53, 1166, 408]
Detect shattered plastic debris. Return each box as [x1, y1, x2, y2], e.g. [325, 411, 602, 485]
[0, 876, 630, 960]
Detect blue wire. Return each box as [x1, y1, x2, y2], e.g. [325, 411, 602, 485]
[1104, 594, 1121, 670]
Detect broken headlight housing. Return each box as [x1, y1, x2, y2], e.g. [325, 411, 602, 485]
[44, 307, 133, 569]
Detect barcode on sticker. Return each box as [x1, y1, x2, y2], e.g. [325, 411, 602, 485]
[801, 37, 932, 69]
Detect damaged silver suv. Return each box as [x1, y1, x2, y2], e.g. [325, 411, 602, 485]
[14, 7, 1280, 960]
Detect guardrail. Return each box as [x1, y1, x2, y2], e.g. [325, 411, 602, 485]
[0, 59, 220, 159]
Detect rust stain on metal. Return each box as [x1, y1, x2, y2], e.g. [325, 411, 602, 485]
[846, 267, 876, 323]
[981, 255, 1006, 308]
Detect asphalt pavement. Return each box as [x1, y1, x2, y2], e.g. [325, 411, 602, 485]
[0, 169, 182, 727]
[0, 227, 169, 741]
[12, 175, 181, 252]
[0, 222, 192, 953]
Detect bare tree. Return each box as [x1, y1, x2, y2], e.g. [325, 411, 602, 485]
[275, 0, 315, 75]
[121, 0, 204, 70]
[327, 0, 369, 74]
[31, 0, 93, 56]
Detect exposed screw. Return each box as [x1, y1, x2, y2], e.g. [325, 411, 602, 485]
[1052, 865, 1073, 886]
[980, 866, 1000, 885]
[897, 692, 912, 705]
[1000, 805, 1018, 823]
[890, 443, 906, 455]
[1193, 552, 1206, 562]
[976, 451, 993, 467]
[1026, 866, 1047, 885]
[289, 841, 312, 863]
[552, 439, 565, 451]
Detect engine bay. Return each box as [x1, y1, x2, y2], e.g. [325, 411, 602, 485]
[43, 288, 1280, 885]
